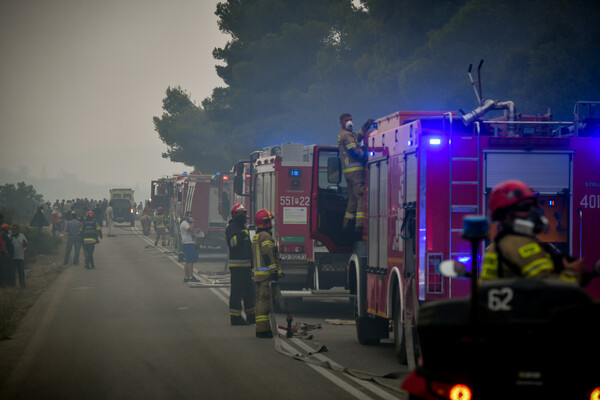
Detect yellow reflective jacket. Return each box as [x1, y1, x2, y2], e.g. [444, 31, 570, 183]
[482, 234, 579, 283]
[337, 128, 366, 174]
[154, 214, 166, 229]
[252, 230, 282, 282]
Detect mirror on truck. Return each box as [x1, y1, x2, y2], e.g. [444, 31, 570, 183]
[233, 161, 245, 195]
[327, 157, 342, 184]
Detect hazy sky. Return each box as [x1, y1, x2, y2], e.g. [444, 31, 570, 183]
[0, 0, 229, 201]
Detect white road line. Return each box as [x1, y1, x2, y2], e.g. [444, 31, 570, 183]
[134, 228, 399, 399]
[278, 340, 375, 400]
[290, 337, 400, 400]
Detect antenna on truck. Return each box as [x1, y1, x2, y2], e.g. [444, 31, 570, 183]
[468, 60, 484, 106]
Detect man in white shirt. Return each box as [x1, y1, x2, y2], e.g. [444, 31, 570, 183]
[10, 224, 27, 287]
[105, 202, 115, 237]
[180, 211, 198, 283]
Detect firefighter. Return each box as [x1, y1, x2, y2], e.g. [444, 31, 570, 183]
[154, 207, 167, 246]
[81, 211, 102, 269]
[337, 113, 374, 232]
[140, 203, 152, 236]
[252, 209, 283, 338]
[482, 180, 585, 283]
[225, 203, 256, 325]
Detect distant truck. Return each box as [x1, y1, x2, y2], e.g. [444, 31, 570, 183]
[109, 188, 136, 226]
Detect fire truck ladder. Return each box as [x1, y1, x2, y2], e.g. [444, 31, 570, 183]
[448, 116, 481, 297]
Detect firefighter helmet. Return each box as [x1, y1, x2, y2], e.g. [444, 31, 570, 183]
[157, 207, 164, 214]
[231, 203, 247, 217]
[254, 209, 274, 229]
[86, 211, 95, 219]
[489, 180, 536, 220]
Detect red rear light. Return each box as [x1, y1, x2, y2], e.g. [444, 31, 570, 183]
[449, 384, 472, 400]
[429, 382, 472, 400]
[590, 387, 600, 400]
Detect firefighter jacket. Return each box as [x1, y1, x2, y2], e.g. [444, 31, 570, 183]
[481, 233, 580, 284]
[337, 128, 366, 175]
[225, 219, 252, 268]
[252, 230, 282, 282]
[81, 220, 102, 244]
[154, 214, 167, 230]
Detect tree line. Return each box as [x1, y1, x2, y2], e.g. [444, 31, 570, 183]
[154, 0, 600, 173]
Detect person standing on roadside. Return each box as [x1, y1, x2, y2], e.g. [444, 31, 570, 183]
[180, 211, 198, 283]
[252, 209, 282, 338]
[105, 201, 115, 237]
[92, 202, 104, 229]
[81, 211, 102, 269]
[225, 203, 255, 325]
[10, 224, 27, 287]
[0, 223, 13, 287]
[63, 212, 82, 265]
[153, 207, 167, 246]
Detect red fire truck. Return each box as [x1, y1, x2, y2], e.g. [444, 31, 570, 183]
[151, 178, 175, 213]
[311, 101, 600, 364]
[233, 143, 350, 295]
[172, 172, 228, 256]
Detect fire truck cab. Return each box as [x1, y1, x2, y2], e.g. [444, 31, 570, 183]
[234, 143, 350, 296]
[314, 102, 600, 363]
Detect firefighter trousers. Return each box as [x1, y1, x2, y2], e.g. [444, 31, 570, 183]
[343, 170, 366, 228]
[83, 243, 96, 269]
[229, 268, 256, 319]
[255, 279, 272, 333]
[155, 227, 166, 245]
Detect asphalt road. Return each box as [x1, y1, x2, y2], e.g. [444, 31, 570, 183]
[0, 224, 409, 399]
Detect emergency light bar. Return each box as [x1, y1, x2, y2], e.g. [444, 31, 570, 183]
[429, 138, 442, 145]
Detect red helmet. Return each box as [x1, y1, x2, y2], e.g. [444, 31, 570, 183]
[489, 180, 535, 220]
[86, 211, 95, 219]
[157, 207, 164, 214]
[254, 209, 274, 229]
[231, 203, 247, 217]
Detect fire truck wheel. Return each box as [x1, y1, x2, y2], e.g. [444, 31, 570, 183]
[394, 283, 419, 365]
[393, 289, 408, 363]
[356, 316, 381, 346]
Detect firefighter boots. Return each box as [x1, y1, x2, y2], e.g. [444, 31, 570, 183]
[230, 315, 249, 326]
[256, 331, 273, 339]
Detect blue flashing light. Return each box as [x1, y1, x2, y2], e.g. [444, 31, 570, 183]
[429, 138, 441, 145]
[408, 140, 413, 146]
[457, 256, 471, 264]
[548, 199, 555, 207]
[182, 171, 188, 175]
[216, 172, 221, 175]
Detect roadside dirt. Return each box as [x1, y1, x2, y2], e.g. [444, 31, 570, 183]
[0, 239, 67, 341]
